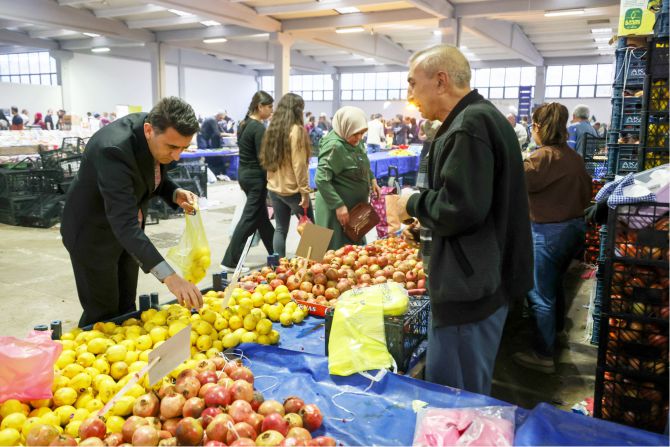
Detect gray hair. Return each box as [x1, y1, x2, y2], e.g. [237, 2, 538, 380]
[409, 44, 471, 88]
[573, 104, 590, 120]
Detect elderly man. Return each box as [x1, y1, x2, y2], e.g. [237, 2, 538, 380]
[198, 111, 224, 149]
[397, 44, 533, 395]
[507, 112, 529, 150]
[567, 104, 598, 155]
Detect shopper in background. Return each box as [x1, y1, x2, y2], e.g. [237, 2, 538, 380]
[409, 117, 422, 144]
[513, 102, 591, 374]
[317, 112, 332, 132]
[20, 109, 30, 125]
[44, 109, 55, 130]
[366, 113, 386, 153]
[60, 96, 203, 327]
[89, 113, 102, 132]
[507, 112, 528, 150]
[32, 112, 46, 130]
[315, 106, 381, 250]
[567, 104, 598, 153]
[396, 44, 533, 395]
[56, 109, 66, 129]
[221, 91, 275, 272]
[10, 107, 23, 130]
[260, 93, 314, 258]
[392, 114, 409, 145]
[0, 110, 8, 130]
[100, 112, 111, 127]
[198, 112, 224, 149]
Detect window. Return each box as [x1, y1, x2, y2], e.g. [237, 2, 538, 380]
[470, 66, 536, 99]
[259, 74, 333, 101]
[340, 71, 408, 101]
[0, 51, 57, 85]
[545, 63, 614, 98]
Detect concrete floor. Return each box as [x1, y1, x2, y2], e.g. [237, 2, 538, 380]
[0, 181, 598, 413]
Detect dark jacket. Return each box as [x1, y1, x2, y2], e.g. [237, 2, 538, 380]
[407, 90, 533, 326]
[237, 119, 266, 179]
[61, 113, 179, 273]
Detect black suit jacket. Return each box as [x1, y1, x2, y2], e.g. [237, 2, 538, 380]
[61, 113, 179, 273]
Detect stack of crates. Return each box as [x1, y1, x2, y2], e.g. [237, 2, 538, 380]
[607, 37, 647, 176]
[0, 168, 62, 226]
[594, 202, 669, 432]
[587, 179, 609, 345]
[582, 134, 609, 179]
[639, 35, 669, 170]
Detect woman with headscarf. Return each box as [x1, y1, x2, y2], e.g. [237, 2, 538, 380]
[33, 112, 46, 130]
[315, 106, 382, 250]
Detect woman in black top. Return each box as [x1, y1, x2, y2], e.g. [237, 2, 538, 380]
[221, 91, 275, 271]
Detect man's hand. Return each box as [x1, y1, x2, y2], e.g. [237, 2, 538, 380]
[174, 188, 198, 214]
[336, 205, 349, 227]
[164, 273, 203, 310]
[371, 179, 382, 199]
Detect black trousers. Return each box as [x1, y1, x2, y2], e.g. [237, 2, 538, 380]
[221, 175, 274, 267]
[71, 250, 139, 327]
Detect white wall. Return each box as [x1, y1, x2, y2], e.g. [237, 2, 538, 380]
[182, 67, 256, 121]
[165, 64, 179, 98]
[0, 82, 62, 116]
[68, 53, 153, 115]
[548, 97, 612, 125]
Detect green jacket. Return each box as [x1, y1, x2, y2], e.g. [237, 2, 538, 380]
[314, 131, 374, 249]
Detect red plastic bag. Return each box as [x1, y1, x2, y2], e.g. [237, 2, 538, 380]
[413, 406, 515, 446]
[297, 206, 312, 235]
[0, 330, 63, 401]
[372, 186, 401, 238]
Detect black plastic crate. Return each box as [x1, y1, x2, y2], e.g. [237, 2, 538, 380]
[608, 203, 668, 265]
[594, 367, 668, 433]
[15, 194, 63, 228]
[606, 261, 669, 318]
[611, 96, 643, 130]
[614, 47, 647, 86]
[60, 137, 86, 154]
[324, 296, 430, 372]
[606, 144, 639, 175]
[0, 169, 61, 198]
[641, 147, 669, 170]
[0, 196, 38, 226]
[654, 12, 669, 39]
[646, 78, 669, 112]
[641, 112, 669, 149]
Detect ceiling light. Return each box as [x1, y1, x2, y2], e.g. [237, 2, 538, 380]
[200, 20, 220, 27]
[594, 36, 610, 43]
[335, 26, 365, 34]
[91, 47, 110, 53]
[335, 7, 360, 14]
[544, 8, 584, 17]
[433, 30, 442, 36]
[591, 27, 613, 33]
[83, 32, 100, 37]
[168, 8, 192, 16]
[363, 57, 375, 63]
[203, 37, 228, 44]
[459, 45, 469, 51]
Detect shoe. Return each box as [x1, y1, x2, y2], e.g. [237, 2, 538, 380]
[512, 350, 556, 374]
[220, 264, 250, 274]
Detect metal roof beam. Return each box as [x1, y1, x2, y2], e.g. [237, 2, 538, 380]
[297, 31, 411, 65]
[454, 0, 618, 17]
[256, 0, 386, 16]
[28, 29, 80, 39]
[126, 15, 204, 29]
[59, 36, 149, 50]
[462, 18, 543, 66]
[154, 25, 259, 41]
[0, 29, 60, 50]
[282, 8, 433, 31]
[95, 4, 166, 19]
[405, 0, 454, 19]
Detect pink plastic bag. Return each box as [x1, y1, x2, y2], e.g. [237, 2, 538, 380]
[413, 406, 515, 446]
[372, 186, 400, 238]
[0, 330, 63, 401]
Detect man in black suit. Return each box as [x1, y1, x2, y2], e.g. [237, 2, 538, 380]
[61, 96, 204, 327]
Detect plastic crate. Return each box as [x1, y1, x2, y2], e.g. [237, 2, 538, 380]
[608, 203, 668, 264]
[606, 144, 639, 175]
[0, 169, 61, 198]
[60, 137, 86, 154]
[0, 196, 38, 226]
[614, 48, 647, 86]
[611, 97, 643, 130]
[641, 147, 669, 170]
[15, 194, 63, 228]
[581, 134, 608, 173]
[654, 11, 669, 39]
[641, 112, 669, 149]
[324, 296, 430, 372]
[58, 154, 82, 180]
[594, 367, 668, 432]
[606, 261, 669, 319]
[646, 78, 669, 112]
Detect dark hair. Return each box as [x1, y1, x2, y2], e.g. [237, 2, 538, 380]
[147, 96, 199, 136]
[532, 102, 569, 146]
[238, 90, 273, 137]
[260, 93, 306, 171]
[11, 107, 18, 114]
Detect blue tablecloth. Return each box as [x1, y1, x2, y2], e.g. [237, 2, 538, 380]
[237, 344, 666, 446]
[181, 149, 239, 180]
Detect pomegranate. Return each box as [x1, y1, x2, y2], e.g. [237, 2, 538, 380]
[270, 279, 284, 289]
[49, 435, 78, 446]
[286, 427, 311, 442]
[311, 284, 326, 297]
[26, 424, 60, 446]
[311, 436, 336, 446]
[284, 414, 303, 429]
[132, 426, 159, 447]
[261, 413, 289, 436]
[230, 439, 256, 446]
[158, 438, 177, 447]
[323, 288, 339, 300]
[161, 419, 180, 437]
[226, 422, 256, 445]
[122, 417, 149, 443]
[211, 357, 226, 371]
[229, 366, 254, 384]
[175, 417, 204, 446]
[160, 392, 185, 419]
[145, 417, 162, 432]
[133, 392, 159, 417]
[205, 414, 234, 442]
[259, 400, 285, 416]
[230, 379, 254, 402]
[256, 430, 285, 446]
[201, 407, 224, 429]
[175, 376, 201, 399]
[204, 441, 226, 447]
[280, 438, 307, 447]
[102, 433, 124, 447]
[183, 397, 206, 418]
[299, 404, 322, 432]
[204, 385, 231, 408]
[157, 383, 176, 400]
[218, 377, 234, 389]
[195, 359, 217, 373]
[406, 270, 418, 282]
[158, 431, 172, 440]
[197, 370, 219, 386]
[79, 417, 107, 440]
[228, 399, 254, 423]
[286, 276, 301, 291]
[313, 273, 327, 286]
[250, 390, 265, 412]
[299, 282, 313, 293]
[199, 382, 217, 399]
[246, 413, 264, 433]
[177, 369, 198, 381]
[79, 438, 104, 446]
[392, 271, 405, 283]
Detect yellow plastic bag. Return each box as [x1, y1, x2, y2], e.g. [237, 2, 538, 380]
[328, 287, 395, 376]
[166, 206, 211, 284]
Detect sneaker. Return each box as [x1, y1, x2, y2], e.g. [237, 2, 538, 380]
[512, 350, 556, 374]
[219, 264, 250, 274]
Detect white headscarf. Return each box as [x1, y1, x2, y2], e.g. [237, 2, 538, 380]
[332, 106, 368, 140]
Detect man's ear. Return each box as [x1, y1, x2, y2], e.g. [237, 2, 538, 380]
[436, 71, 449, 91]
[143, 122, 153, 140]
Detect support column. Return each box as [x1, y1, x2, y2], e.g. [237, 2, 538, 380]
[148, 42, 167, 104]
[50, 50, 73, 113]
[438, 18, 459, 47]
[177, 49, 186, 99]
[331, 73, 341, 115]
[534, 65, 546, 107]
[269, 32, 293, 99]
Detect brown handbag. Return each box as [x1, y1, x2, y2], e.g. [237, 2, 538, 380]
[343, 202, 381, 242]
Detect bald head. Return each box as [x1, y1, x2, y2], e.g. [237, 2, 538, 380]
[409, 44, 471, 89]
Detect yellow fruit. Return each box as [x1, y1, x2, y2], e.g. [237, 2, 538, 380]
[213, 317, 227, 332]
[277, 293, 292, 305]
[28, 407, 51, 418]
[228, 315, 242, 331]
[52, 375, 70, 392]
[255, 319, 272, 335]
[61, 363, 85, 379]
[53, 387, 78, 406]
[200, 309, 218, 324]
[153, 341, 164, 349]
[268, 330, 280, 345]
[168, 321, 188, 338]
[110, 361, 128, 380]
[61, 331, 75, 341]
[213, 340, 223, 351]
[275, 285, 289, 294]
[0, 428, 21, 446]
[139, 350, 151, 362]
[126, 383, 146, 399]
[59, 339, 75, 351]
[240, 332, 257, 343]
[71, 408, 89, 422]
[75, 389, 94, 409]
[122, 317, 141, 327]
[243, 314, 259, 331]
[133, 334, 151, 351]
[56, 351, 76, 369]
[193, 320, 213, 336]
[267, 306, 281, 322]
[39, 412, 60, 427]
[128, 360, 148, 374]
[92, 358, 110, 375]
[86, 338, 110, 355]
[84, 367, 101, 382]
[141, 308, 158, 323]
[93, 374, 114, 391]
[222, 333, 240, 349]
[0, 413, 26, 431]
[196, 334, 213, 351]
[53, 406, 76, 426]
[120, 339, 136, 352]
[291, 310, 305, 324]
[69, 372, 92, 392]
[263, 292, 277, 304]
[124, 350, 139, 364]
[85, 398, 104, 413]
[64, 420, 81, 437]
[21, 417, 42, 439]
[279, 312, 293, 326]
[106, 345, 127, 363]
[233, 328, 247, 338]
[77, 352, 95, 368]
[97, 384, 116, 404]
[256, 335, 271, 345]
[0, 401, 25, 419]
[106, 415, 125, 434]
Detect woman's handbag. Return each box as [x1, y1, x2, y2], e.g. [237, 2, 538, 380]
[343, 202, 380, 242]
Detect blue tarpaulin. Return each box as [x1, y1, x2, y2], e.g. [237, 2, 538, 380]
[236, 344, 667, 446]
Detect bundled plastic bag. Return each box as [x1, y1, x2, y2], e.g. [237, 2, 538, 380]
[0, 330, 63, 401]
[328, 289, 395, 376]
[372, 186, 402, 238]
[297, 206, 312, 235]
[167, 206, 211, 284]
[413, 406, 516, 447]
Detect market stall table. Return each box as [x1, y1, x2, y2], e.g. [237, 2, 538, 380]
[180, 148, 239, 179]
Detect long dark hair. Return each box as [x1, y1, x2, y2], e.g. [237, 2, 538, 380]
[238, 90, 273, 138]
[532, 102, 569, 147]
[260, 93, 306, 171]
